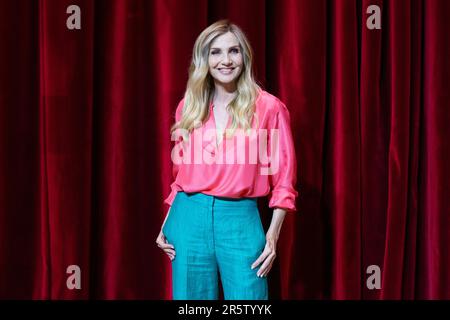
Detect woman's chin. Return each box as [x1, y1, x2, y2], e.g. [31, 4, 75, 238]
[213, 76, 239, 86]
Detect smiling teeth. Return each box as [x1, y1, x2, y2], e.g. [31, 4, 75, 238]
[219, 68, 233, 74]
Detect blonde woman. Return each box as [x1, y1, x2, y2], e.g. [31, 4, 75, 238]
[156, 20, 298, 300]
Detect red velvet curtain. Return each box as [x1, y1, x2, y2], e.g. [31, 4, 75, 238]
[0, 0, 448, 299]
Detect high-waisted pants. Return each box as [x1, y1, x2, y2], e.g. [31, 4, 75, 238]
[162, 191, 268, 300]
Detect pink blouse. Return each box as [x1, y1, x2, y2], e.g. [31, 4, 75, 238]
[164, 90, 299, 212]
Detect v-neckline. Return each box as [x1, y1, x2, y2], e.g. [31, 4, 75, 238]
[210, 102, 231, 149]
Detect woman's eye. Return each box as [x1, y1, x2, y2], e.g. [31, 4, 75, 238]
[211, 51, 219, 55]
[231, 48, 239, 53]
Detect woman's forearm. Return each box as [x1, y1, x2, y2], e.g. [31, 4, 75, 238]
[266, 208, 287, 240]
[161, 206, 171, 230]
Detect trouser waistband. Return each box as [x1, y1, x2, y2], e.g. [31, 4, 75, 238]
[177, 191, 258, 208]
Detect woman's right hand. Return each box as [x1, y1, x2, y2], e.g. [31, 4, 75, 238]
[156, 229, 176, 261]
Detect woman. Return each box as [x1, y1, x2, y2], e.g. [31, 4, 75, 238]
[156, 20, 298, 300]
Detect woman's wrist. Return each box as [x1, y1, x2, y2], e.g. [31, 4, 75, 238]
[266, 230, 279, 242]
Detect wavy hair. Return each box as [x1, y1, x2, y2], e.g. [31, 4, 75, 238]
[170, 19, 261, 140]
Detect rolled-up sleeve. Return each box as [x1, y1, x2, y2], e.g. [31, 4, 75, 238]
[268, 101, 299, 212]
[163, 99, 185, 207]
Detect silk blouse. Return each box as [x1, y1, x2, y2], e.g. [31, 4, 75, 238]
[164, 90, 299, 212]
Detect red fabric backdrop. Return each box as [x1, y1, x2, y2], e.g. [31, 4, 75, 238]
[0, 0, 449, 299]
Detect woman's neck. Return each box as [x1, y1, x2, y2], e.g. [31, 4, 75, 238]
[213, 82, 237, 106]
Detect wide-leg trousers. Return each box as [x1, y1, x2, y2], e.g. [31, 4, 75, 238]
[162, 191, 268, 300]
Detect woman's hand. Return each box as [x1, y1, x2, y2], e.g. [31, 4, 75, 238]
[251, 233, 278, 277]
[251, 208, 287, 277]
[156, 229, 176, 261]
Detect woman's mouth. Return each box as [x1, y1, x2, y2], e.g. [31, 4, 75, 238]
[218, 67, 235, 75]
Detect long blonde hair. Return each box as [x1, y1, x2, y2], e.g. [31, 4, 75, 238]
[170, 19, 261, 140]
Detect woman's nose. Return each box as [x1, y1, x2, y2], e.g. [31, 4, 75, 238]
[222, 54, 232, 64]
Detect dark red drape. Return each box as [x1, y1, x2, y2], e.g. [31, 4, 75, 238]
[0, 0, 449, 299]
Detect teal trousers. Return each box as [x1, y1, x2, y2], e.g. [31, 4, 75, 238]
[163, 191, 268, 300]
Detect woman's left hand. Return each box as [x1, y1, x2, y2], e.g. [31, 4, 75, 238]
[251, 233, 278, 277]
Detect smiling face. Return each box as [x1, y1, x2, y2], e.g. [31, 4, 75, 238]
[208, 32, 244, 88]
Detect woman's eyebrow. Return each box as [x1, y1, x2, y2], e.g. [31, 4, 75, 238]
[210, 45, 240, 50]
